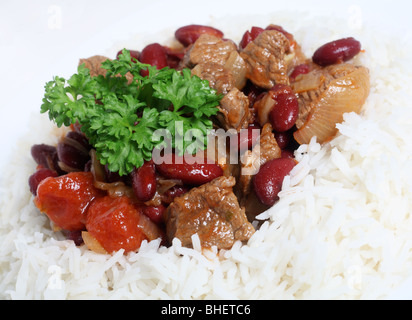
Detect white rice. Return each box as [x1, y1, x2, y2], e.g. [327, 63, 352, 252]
[1, 12, 412, 299]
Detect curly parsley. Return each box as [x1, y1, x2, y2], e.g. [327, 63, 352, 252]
[41, 50, 222, 176]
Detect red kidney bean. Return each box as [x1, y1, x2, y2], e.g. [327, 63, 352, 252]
[240, 26, 264, 49]
[175, 24, 224, 47]
[243, 81, 265, 108]
[63, 230, 84, 246]
[274, 130, 292, 150]
[312, 37, 361, 66]
[132, 160, 157, 202]
[57, 135, 90, 171]
[253, 158, 296, 206]
[163, 46, 185, 69]
[230, 124, 261, 153]
[31, 144, 58, 170]
[161, 185, 189, 205]
[116, 49, 140, 61]
[142, 205, 166, 224]
[66, 131, 91, 151]
[104, 165, 126, 183]
[156, 154, 223, 186]
[289, 64, 310, 80]
[269, 84, 299, 133]
[28, 168, 58, 196]
[281, 149, 295, 159]
[139, 43, 168, 77]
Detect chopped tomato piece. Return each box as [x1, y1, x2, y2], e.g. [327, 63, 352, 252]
[86, 195, 163, 253]
[34, 172, 101, 231]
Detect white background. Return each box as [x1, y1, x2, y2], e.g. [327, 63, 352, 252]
[1, 0, 412, 298]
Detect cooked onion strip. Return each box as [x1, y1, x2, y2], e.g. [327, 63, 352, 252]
[94, 180, 135, 198]
[89, 149, 105, 182]
[89, 149, 135, 198]
[57, 161, 82, 173]
[254, 93, 276, 126]
[291, 70, 323, 93]
[137, 213, 164, 241]
[61, 136, 90, 156]
[81, 231, 108, 254]
[156, 178, 182, 194]
[224, 51, 247, 90]
[294, 65, 370, 144]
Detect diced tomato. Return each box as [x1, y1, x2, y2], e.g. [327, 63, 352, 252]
[35, 172, 101, 231]
[86, 195, 163, 253]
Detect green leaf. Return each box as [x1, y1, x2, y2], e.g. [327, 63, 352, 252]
[40, 49, 222, 175]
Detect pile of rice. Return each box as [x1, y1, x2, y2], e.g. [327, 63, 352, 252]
[1, 12, 412, 299]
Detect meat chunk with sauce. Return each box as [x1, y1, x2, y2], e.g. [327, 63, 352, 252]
[79, 55, 135, 84]
[191, 62, 235, 95]
[191, 52, 248, 95]
[79, 55, 110, 77]
[187, 34, 247, 94]
[217, 88, 251, 131]
[181, 34, 251, 130]
[181, 34, 236, 95]
[240, 30, 291, 89]
[164, 176, 255, 249]
[182, 34, 238, 68]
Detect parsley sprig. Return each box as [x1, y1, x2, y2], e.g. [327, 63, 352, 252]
[41, 50, 222, 176]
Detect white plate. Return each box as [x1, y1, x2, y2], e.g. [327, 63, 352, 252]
[1, 0, 411, 299]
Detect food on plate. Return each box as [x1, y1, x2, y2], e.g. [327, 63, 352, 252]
[292, 63, 370, 144]
[29, 23, 369, 254]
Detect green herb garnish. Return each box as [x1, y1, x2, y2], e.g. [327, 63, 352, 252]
[41, 49, 222, 176]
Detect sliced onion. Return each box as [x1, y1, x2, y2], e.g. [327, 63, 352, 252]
[89, 149, 105, 182]
[89, 149, 135, 198]
[57, 161, 82, 173]
[224, 51, 247, 90]
[156, 178, 182, 194]
[291, 70, 324, 93]
[61, 136, 89, 156]
[137, 212, 164, 242]
[82, 231, 108, 254]
[294, 66, 370, 145]
[255, 93, 276, 126]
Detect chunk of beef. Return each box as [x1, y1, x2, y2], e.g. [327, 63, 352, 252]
[165, 176, 255, 249]
[181, 34, 251, 130]
[79, 55, 110, 77]
[217, 88, 250, 131]
[240, 30, 291, 89]
[191, 62, 235, 95]
[79, 55, 135, 84]
[185, 35, 245, 94]
[185, 34, 238, 67]
[266, 25, 308, 75]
